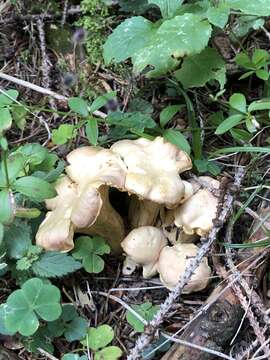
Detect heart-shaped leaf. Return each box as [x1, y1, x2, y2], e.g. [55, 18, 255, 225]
[95, 346, 122, 360]
[81, 325, 114, 351]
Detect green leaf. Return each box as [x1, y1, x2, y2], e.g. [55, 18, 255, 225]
[0, 90, 19, 107]
[4, 220, 32, 259]
[13, 176, 56, 201]
[62, 355, 87, 360]
[163, 129, 190, 154]
[160, 105, 182, 127]
[206, 4, 229, 28]
[0, 304, 15, 335]
[0, 190, 14, 225]
[104, 14, 212, 77]
[252, 49, 270, 66]
[0, 223, 3, 244]
[235, 52, 254, 69]
[95, 346, 122, 360]
[103, 16, 155, 64]
[212, 146, 270, 155]
[230, 128, 252, 142]
[256, 69, 269, 81]
[86, 117, 98, 145]
[0, 108, 12, 134]
[175, 47, 226, 88]
[68, 97, 89, 117]
[215, 114, 244, 135]
[133, 14, 212, 77]
[106, 111, 156, 132]
[89, 92, 116, 113]
[0, 153, 25, 185]
[229, 93, 247, 113]
[72, 236, 110, 274]
[32, 252, 82, 278]
[149, 0, 183, 19]
[12, 104, 27, 130]
[5, 278, 62, 336]
[48, 304, 88, 342]
[15, 143, 47, 166]
[126, 302, 159, 332]
[81, 325, 114, 350]
[119, 0, 150, 14]
[52, 124, 75, 145]
[248, 100, 270, 112]
[129, 98, 153, 114]
[225, 0, 270, 16]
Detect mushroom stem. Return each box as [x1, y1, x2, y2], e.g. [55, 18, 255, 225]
[128, 196, 161, 229]
[79, 186, 125, 255]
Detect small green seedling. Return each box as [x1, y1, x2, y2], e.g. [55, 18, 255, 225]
[126, 302, 159, 333]
[81, 324, 122, 360]
[215, 93, 270, 135]
[235, 49, 270, 81]
[72, 236, 110, 273]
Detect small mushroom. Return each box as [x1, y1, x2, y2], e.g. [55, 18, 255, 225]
[174, 176, 220, 236]
[121, 226, 167, 278]
[157, 243, 211, 292]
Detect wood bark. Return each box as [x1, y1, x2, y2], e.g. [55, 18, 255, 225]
[161, 206, 270, 360]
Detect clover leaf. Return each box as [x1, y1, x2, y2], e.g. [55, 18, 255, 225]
[72, 236, 110, 273]
[4, 278, 62, 336]
[48, 304, 88, 342]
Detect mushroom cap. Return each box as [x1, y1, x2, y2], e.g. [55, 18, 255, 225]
[36, 176, 77, 251]
[111, 137, 192, 208]
[66, 146, 127, 190]
[157, 243, 211, 292]
[121, 226, 167, 277]
[174, 177, 220, 236]
[65, 146, 127, 229]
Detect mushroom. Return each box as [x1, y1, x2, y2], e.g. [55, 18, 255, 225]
[128, 195, 161, 229]
[36, 175, 77, 252]
[157, 243, 211, 292]
[111, 137, 192, 228]
[173, 176, 220, 236]
[121, 226, 167, 278]
[158, 207, 198, 244]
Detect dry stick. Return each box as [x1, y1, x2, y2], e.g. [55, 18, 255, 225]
[127, 167, 246, 360]
[37, 19, 51, 90]
[0, 72, 107, 118]
[61, 0, 69, 26]
[225, 220, 270, 356]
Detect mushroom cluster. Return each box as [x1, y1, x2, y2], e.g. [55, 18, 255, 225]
[36, 137, 219, 293]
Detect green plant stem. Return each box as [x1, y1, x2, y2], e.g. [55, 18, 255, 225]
[2, 150, 10, 188]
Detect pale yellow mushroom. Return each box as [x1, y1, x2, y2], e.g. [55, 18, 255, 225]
[36, 176, 77, 252]
[157, 243, 211, 292]
[111, 137, 192, 208]
[36, 146, 128, 254]
[174, 176, 220, 236]
[121, 226, 167, 278]
[112, 137, 192, 229]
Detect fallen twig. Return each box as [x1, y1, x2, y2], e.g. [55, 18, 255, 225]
[127, 167, 246, 359]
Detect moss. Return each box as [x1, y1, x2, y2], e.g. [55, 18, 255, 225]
[77, 0, 109, 64]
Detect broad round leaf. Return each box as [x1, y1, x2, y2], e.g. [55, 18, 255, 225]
[95, 346, 122, 360]
[229, 93, 247, 113]
[82, 325, 114, 351]
[5, 278, 62, 336]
